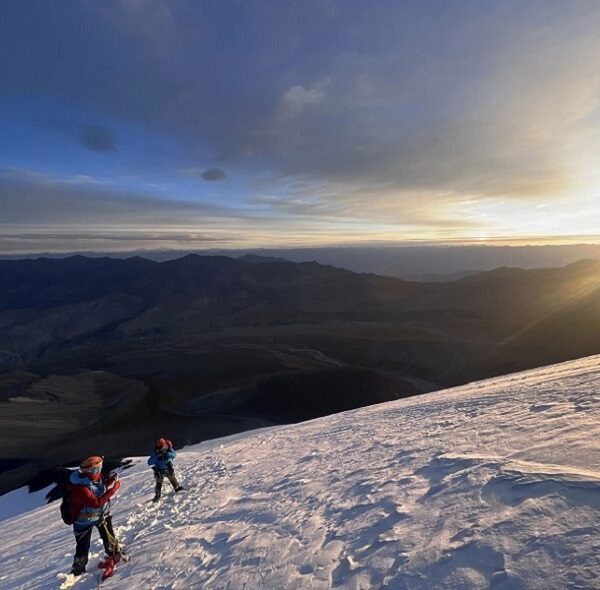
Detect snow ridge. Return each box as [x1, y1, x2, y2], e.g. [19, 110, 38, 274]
[2, 355, 600, 589]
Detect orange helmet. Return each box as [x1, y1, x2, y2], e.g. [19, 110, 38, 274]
[155, 438, 169, 450]
[80, 455, 103, 472]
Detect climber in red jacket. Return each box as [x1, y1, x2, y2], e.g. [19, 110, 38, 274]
[67, 456, 121, 577]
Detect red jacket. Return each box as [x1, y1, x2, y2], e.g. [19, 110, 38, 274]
[69, 471, 119, 528]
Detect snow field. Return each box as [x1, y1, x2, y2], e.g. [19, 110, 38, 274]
[2, 355, 600, 588]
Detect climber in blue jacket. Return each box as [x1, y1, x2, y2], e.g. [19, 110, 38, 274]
[148, 438, 183, 502]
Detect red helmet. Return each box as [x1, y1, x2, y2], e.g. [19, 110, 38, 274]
[155, 438, 169, 450]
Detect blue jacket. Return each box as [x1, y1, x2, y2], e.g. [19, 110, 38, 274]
[69, 471, 111, 531]
[148, 448, 176, 472]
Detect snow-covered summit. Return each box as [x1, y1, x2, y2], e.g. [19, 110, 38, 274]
[3, 355, 600, 589]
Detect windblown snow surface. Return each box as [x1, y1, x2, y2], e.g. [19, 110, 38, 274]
[3, 355, 600, 589]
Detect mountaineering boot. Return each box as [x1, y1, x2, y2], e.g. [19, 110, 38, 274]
[98, 552, 120, 569]
[99, 550, 126, 571]
[152, 494, 161, 502]
[101, 556, 116, 581]
[71, 556, 87, 576]
[175, 485, 184, 492]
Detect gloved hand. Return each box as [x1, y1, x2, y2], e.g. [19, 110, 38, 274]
[103, 479, 121, 502]
[105, 473, 119, 489]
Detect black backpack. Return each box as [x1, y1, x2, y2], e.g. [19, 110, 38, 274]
[60, 485, 74, 525]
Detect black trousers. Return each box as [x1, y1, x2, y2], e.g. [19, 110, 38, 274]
[72, 515, 117, 572]
[154, 466, 180, 499]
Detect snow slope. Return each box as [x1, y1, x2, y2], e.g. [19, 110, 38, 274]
[2, 355, 600, 589]
[0, 484, 52, 523]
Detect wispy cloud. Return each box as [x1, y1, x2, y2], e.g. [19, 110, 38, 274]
[278, 80, 329, 120]
[0, 174, 228, 226]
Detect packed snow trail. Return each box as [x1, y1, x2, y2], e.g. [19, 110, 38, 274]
[3, 355, 600, 589]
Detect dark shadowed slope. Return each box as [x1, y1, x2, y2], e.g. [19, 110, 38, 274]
[1, 255, 599, 494]
[0, 255, 157, 310]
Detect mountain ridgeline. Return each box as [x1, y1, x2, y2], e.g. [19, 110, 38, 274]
[1, 254, 599, 493]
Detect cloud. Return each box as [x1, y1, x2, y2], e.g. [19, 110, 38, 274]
[0, 231, 227, 243]
[0, 174, 230, 227]
[78, 124, 117, 152]
[200, 167, 226, 181]
[278, 81, 328, 120]
[247, 20, 600, 206]
[0, 165, 490, 254]
[181, 167, 227, 181]
[0, 166, 109, 187]
[252, 177, 485, 231]
[0, 229, 234, 255]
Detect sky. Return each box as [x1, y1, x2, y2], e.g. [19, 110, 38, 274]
[1, 0, 600, 253]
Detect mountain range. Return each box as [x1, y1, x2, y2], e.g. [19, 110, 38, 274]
[1, 254, 599, 494]
[6, 243, 600, 280]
